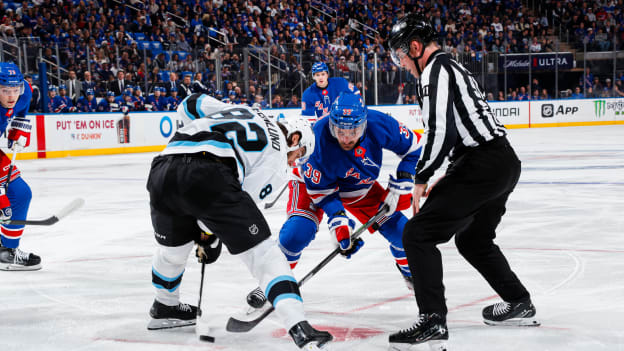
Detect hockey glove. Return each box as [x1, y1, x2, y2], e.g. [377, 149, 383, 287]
[328, 212, 362, 258]
[0, 188, 12, 223]
[195, 232, 222, 264]
[7, 117, 32, 151]
[382, 174, 414, 214]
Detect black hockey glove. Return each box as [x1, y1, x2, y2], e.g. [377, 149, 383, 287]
[195, 232, 222, 264]
[339, 237, 364, 259]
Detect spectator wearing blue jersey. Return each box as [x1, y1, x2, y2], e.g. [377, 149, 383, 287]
[0, 62, 40, 271]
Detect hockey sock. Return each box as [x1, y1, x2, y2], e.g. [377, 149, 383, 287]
[240, 239, 305, 330]
[152, 241, 194, 306]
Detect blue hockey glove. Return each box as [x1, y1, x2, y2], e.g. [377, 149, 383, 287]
[328, 212, 362, 258]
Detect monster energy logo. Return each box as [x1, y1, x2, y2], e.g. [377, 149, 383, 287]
[594, 100, 606, 117]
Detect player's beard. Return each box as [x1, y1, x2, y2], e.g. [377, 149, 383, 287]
[338, 140, 356, 151]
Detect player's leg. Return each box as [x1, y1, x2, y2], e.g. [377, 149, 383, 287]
[344, 182, 412, 287]
[0, 176, 39, 271]
[146, 155, 202, 330]
[247, 180, 322, 309]
[279, 180, 323, 269]
[187, 162, 332, 349]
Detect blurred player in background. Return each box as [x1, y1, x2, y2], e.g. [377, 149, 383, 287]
[301, 61, 359, 123]
[0, 62, 40, 271]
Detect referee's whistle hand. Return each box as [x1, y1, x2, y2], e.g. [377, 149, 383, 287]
[412, 183, 428, 215]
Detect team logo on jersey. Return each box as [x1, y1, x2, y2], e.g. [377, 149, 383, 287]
[322, 89, 328, 95]
[6, 108, 13, 117]
[354, 146, 379, 168]
[249, 224, 259, 235]
[345, 167, 361, 179]
[356, 177, 375, 185]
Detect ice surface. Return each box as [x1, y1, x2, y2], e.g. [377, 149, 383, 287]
[1, 125, 623, 351]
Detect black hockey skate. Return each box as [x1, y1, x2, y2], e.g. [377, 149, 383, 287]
[247, 286, 267, 309]
[288, 321, 333, 350]
[147, 300, 197, 330]
[482, 298, 540, 327]
[0, 247, 41, 271]
[389, 313, 448, 351]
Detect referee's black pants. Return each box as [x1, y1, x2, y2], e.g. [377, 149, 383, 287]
[403, 137, 530, 317]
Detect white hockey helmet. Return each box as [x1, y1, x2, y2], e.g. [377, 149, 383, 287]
[281, 117, 315, 160]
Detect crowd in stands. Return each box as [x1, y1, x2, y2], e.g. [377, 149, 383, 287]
[0, 0, 622, 113]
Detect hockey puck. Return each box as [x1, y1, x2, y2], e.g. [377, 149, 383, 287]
[199, 335, 215, 343]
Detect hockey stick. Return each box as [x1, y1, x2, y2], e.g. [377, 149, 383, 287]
[264, 182, 288, 209]
[226, 205, 389, 333]
[7, 198, 85, 225]
[197, 261, 215, 342]
[4, 148, 18, 192]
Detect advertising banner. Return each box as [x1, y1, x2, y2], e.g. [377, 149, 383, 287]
[10, 98, 622, 160]
[530, 98, 624, 126]
[499, 53, 574, 72]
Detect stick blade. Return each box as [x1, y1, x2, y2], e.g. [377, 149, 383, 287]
[226, 316, 259, 333]
[56, 198, 85, 220]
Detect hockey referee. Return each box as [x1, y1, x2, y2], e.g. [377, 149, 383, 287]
[387, 13, 539, 350]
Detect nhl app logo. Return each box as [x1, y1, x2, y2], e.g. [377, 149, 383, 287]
[541, 104, 554, 118]
[249, 224, 259, 235]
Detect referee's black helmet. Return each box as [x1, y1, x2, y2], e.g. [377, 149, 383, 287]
[388, 13, 437, 65]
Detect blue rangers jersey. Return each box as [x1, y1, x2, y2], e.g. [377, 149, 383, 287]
[0, 79, 31, 133]
[76, 96, 98, 112]
[301, 109, 422, 217]
[164, 93, 289, 204]
[301, 77, 359, 122]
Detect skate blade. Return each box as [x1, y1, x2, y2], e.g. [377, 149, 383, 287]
[484, 317, 540, 327]
[389, 340, 447, 351]
[302, 342, 331, 351]
[147, 318, 196, 330]
[0, 263, 42, 271]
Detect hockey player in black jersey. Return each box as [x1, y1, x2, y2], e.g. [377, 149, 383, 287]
[146, 94, 331, 350]
[387, 13, 539, 351]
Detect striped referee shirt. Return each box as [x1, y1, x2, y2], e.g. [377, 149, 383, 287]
[415, 49, 507, 183]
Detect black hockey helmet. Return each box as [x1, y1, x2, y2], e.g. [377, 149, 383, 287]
[388, 13, 437, 66]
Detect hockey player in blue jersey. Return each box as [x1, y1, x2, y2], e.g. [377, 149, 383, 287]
[53, 84, 77, 113]
[301, 62, 359, 123]
[0, 62, 41, 271]
[97, 91, 119, 112]
[165, 86, 181, 111]
[132, 86, 146, 111]
[246, 92, 422, 310]
[146, 86, 165, 111]
[76, 89, 98, 112]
